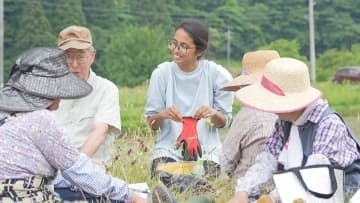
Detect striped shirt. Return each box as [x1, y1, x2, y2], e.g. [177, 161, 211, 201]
[235, 99, 360, 196]
[268, 99, 360, 167]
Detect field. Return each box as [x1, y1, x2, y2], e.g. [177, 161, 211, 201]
[110, 81, 360, 202]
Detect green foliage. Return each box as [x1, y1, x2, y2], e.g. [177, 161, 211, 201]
[124, 0, 174, 27]
[103, 26, 169, 87]
[43, 0, 86, 34]
[81, 0, 120, 30]
[119, 83, 153, 136]
[13, 0, 55, 51]
[258, 39, 307, 60]
[315, 82, 360, 117]
[316, 44, 360, 82]
[4, 0, 360, 86]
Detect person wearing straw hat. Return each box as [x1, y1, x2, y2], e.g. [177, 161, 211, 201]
[0, 47, 147, 203]
[220, 50, 279, 181]
[52, 25, 121, 200]
[227, 57, 360, 203]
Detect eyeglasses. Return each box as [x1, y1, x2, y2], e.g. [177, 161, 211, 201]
[66, 55, 90, 64]
[167, 39, 195, 54]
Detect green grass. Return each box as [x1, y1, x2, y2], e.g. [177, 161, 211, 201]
[314, 81, 360, 117]
[113, 81, 360, 202]
[120, 81, 360, 134]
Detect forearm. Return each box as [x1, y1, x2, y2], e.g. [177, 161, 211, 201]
[80, 123, 109, 157]
[146, 112, 166, 130]
[235, 151, 277, 196]
[219, 152, 237, 177]
[62, 153, 131, 201]
[209, 110, 227, 128]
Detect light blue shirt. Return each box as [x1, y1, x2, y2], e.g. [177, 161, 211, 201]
[144, 59, 233, 163]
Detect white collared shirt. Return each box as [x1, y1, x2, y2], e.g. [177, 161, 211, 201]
[54, 70, 121, 167]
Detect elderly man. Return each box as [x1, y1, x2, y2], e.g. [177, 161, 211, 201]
[53, 25, 121, 202]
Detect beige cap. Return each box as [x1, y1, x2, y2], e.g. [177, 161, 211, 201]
[221, 50, 280, 91]
[57, 25, 92, 50]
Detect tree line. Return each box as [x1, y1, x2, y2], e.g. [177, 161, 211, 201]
[4, 0, 360, 87]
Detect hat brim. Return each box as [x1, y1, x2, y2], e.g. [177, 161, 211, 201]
[58, 40, 92, 50]
[8, 71, 92, 99]
[235, 83, 322, 113]
[0, 86, 53, 112]
[221, 75, 256, 91]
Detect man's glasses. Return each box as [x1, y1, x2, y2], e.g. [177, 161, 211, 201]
[66, 55, 90, 64]
[167, 39, 195, 54]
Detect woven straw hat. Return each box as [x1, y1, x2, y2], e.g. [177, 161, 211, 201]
[57, 25, 93, 50]
[0, 47, 92, 112]
[221, 50, 280, 91]
[235, 57, 322, 113]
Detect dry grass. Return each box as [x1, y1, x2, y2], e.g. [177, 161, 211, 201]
[109, 118, 360, 202]
[112, 82, 360, 202]
[108, 131, 236, 202]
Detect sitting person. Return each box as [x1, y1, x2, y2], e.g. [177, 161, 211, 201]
[52, 24, 122, 201]
[227, 57, 360, 203]
[0, 47, 146, 203]
[220, 50, 279, 180]
[144, 19, 233, 178]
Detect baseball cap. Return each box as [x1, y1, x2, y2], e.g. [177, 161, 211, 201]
[57, 25, 93, 50]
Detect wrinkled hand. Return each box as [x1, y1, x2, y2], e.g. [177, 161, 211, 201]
[176, 117, 202, 161]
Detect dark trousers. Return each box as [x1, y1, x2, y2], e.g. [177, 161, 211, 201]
[55, 187, 124, 203]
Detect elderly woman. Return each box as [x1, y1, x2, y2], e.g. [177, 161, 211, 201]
[0, 47, 147, 203]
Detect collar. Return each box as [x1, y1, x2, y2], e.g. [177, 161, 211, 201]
[293, 99, 326, 126]
[87, 69, 96, 86]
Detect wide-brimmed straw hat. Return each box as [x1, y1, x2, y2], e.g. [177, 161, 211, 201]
[0, 47, 92, 112]
[57, 25, 93, 50]
[221, 50, 280, 91]
[235, 57, 322, 113]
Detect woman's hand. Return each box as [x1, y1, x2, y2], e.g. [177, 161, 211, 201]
[164, 106, 182, 122]
[193, 105, 217, 120]
[194, 105, 226, 128]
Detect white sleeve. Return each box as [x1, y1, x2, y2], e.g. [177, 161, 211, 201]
[235, 151, 277, 197]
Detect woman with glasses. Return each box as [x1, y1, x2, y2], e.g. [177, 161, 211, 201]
[144, 19, 234, 179]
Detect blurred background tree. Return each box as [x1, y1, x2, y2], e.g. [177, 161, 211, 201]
[3, 0, 360, 86]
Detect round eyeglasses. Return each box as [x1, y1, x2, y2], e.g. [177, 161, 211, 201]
[66, 55, 90, 64]
[167, 39, 195, 54]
